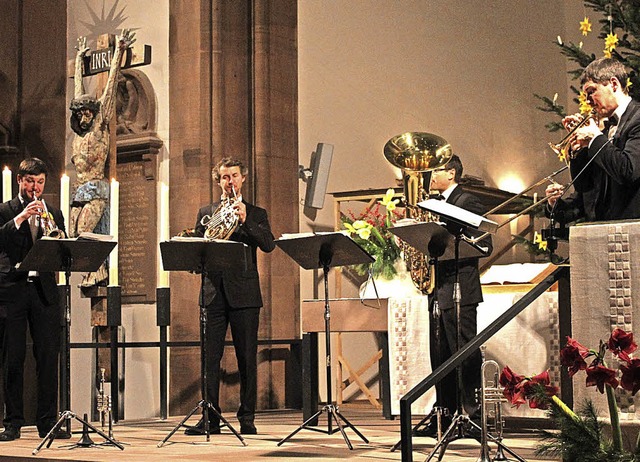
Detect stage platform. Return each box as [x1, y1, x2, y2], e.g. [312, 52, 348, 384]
[0, 407, 557, 461]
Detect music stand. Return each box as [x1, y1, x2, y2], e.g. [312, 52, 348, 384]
[157, 238, 247, 447]
[413, 201, 523, 461]
[387, 221, 486, 451]
[276, 232, 373, 450]
[22, 237, 123, 454]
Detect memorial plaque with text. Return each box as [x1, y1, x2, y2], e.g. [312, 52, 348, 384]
[118, 161, 157, 303]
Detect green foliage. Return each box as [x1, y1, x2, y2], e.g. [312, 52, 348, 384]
[542, 1, 640, 126]
[535, 398, 640, 462]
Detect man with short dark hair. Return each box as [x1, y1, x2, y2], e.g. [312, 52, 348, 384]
[546, 57, 640, 222]
[184, 157, 275, 436]
[0, 158, 68, 441]
[416, 154, 492, 438]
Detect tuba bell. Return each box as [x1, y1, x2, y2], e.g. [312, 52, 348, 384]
[383, 132, 453, 294]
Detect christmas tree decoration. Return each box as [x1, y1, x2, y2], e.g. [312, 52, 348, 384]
[579, 16, 592, 36]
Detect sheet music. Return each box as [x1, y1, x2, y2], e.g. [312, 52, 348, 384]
[417, 198, 498, 233]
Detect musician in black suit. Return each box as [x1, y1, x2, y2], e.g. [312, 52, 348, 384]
[546, 57, 640, 222]
[0, 158, 67, 441]
[184, 157, 275, 436]
[416, 154, 492, 437]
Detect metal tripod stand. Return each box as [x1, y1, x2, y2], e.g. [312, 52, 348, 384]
[277, 240, 369, 449]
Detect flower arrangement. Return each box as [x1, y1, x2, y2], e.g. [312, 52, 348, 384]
[341, 188, 403, 280]
[501, 328, 640, 461]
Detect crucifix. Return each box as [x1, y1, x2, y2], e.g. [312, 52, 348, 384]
[68, 29, 151, 422]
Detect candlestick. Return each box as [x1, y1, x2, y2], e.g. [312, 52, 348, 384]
[109, 178, 119, 287]
[158, 182, 170, 288]
[2, 167, 11, 202]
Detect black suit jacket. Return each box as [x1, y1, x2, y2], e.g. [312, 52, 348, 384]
[195, 200, 275, 308]
[0, 196, 65, 305]
[432, 185, 493, 310]
[556, 99, 640, 222]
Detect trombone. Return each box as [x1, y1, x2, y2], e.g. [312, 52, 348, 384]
[464, 165, 568, 244]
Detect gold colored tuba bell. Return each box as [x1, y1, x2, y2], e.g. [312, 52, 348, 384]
[383, 132, 453, 294]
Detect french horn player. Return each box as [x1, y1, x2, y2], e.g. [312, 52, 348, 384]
[545, 57, 640, 223]
[183, 157, 275, 437]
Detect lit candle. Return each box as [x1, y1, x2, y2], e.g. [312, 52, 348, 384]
[109, 178, 119, 287]
[60, 174, 70, 229]
[158, 182, 170, 288]
[2, 167, 11, 202]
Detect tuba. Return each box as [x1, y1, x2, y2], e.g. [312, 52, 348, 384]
[383, 132, 453, 294]
[200, 185, 239, 240]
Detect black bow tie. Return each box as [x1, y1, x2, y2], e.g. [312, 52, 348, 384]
[429, 194, 445, 201]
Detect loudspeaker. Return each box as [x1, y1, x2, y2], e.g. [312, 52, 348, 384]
[300, 143, 333, 209]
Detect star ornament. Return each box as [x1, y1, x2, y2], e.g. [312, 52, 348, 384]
[579, 16, 592, 36]
[605, 33, 619, 52]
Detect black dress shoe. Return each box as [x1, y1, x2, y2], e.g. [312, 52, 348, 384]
[240, 424, 257, 435]
[0, 426, 20, 441]
[184, 418, 220, 436]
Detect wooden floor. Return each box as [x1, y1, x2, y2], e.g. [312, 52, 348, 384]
[0, 406, 559, 462]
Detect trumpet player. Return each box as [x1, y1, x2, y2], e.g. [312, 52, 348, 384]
[546, 57, 640, 222]
[183, 157, 275, 437]
[0, 158, 68, 441]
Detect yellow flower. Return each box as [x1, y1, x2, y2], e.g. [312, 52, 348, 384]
[579, 16, 591, 36]
[533, 231, 548, 252]
[604, 49, 612, 59]
[351, 220, 373, 240]
[578, 91, 592, 114]
[627, 78, 633, 91]
[605, 33, 618, 52]
[379, 188, 399, 212]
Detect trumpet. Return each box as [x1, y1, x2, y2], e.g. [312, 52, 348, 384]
[36, 196, 65, 239]
[549, 109, 598, 163]
[476, 346, 508, 462]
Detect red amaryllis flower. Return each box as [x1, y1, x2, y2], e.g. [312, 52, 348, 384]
[585, 364, 619, 393]
[499, 366, 526, 406]
[620, 358, 640, 395]
[560, 341, 589, 377]
[608, 328, 637, 358]
[521, 370, 559, 410]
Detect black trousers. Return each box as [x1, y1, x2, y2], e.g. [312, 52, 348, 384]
[429, 301, 482, 419]
[204, 284, 260, 426]
[2, 280, 61, 430]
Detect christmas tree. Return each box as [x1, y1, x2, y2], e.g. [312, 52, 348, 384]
[536, 0, 640, 135]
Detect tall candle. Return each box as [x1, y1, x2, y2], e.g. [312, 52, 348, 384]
[109, 178, 119, 286]
[158, 182, 170, 288]
[60, 174, 70, 229]
[2, 167, 11, 202]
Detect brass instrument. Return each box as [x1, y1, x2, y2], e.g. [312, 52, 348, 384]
[383, 132, 453, 294]
[96, 367, 109, 429]
[548, 110, 597, 163]
[476, 346, 508, 462]
[37, 196, 66, 239]
[200, 185, 239, 240]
